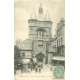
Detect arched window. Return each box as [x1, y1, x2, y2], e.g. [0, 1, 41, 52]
[31, 28, 33, 32]
[38, 31, 43, 38]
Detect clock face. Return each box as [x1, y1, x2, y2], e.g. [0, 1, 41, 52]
[53, 66, 64, 78]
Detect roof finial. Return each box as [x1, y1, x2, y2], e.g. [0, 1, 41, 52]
[38, 4, 43, 20]
[30, 8, 37, 19]
[40, 4, 42, 6]
[39, 4, 43, 14]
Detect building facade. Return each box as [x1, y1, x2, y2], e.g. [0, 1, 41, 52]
[56, 18, 65, 56]
[16, 5, 65, 65]
[16, 4, 53, 64]
[51, 18, 65, 67]
[16, 39, 33, 59]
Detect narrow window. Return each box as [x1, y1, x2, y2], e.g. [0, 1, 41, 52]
[57, 40, 58, 47]
[59, 39, 60, 46]
[61, 37, 62, 45]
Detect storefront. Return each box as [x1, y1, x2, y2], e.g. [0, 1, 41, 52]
[52, 56, 65, 67]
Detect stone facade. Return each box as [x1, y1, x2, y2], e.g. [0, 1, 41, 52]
[16, 4, 53, 64]
[16, 39, 33, 59]
[56, 18, 65, 56]
[51, 18, 65, 57]
[51, 18, 65, 67]
[16, 5, 65, 65]
[28, 4, 52, 64]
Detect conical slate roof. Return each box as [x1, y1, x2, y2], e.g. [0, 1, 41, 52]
[30, 8, 37, 20]
[44, 10, 51, 21]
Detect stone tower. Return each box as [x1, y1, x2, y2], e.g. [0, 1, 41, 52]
[28, 4, 52, 40]
[28, 4, 53, 63]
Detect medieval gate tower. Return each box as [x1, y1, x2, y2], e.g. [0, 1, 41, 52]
[28, 4, 53, 64]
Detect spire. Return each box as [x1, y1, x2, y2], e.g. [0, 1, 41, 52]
[30, 8, 37, 20]
[39, 4, 43, 15]
[38, 4, 43, 21]
[44, 10, 51, 21]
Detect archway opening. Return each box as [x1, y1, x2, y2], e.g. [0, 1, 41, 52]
[36, 53, 45, 63]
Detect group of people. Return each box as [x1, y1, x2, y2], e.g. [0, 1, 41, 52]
[27, 61, 43, 73]
[16, 59, 43, 73]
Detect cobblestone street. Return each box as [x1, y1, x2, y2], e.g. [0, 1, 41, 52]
[14, 64, 52, 80]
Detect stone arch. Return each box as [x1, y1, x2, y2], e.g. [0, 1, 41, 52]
[35, 53, 45, 62]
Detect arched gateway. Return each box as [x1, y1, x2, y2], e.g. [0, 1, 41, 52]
[35, 53, 45, 63]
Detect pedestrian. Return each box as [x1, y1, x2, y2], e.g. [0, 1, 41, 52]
[30, 62, 33, 71]
[20, 63, 23, 73]
[33, 61, 36, 69]
[35, 63, 38, 72]
[38, 66, 41, 73]
[38, 62, 42, 73]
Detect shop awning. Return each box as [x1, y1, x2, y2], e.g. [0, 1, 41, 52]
[22, 59, 30, 64]
[52, 56, 65, 61]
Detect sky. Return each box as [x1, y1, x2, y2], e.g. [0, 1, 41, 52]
[14, 0, 65, 43]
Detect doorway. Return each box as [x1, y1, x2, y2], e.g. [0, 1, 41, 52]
[36, 53, 45, 63]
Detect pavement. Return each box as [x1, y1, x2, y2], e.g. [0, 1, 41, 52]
[14, 64, 53, 80]
[14, 64, 64, 80]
